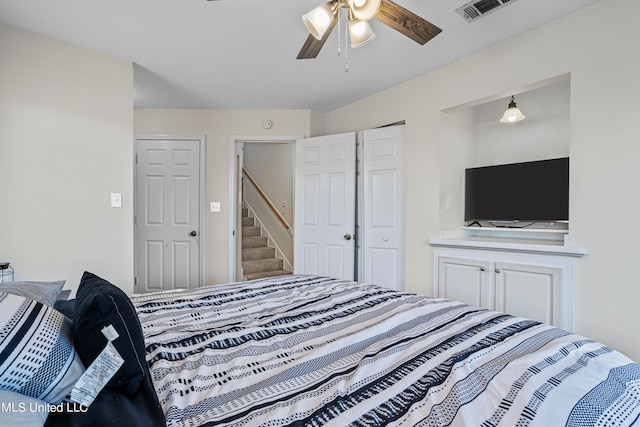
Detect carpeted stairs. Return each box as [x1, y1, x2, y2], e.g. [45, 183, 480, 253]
[242, 208, 291, 280]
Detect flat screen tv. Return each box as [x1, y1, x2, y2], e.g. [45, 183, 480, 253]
[464, 157, 569, 224]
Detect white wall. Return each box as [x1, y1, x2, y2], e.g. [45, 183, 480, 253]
[310, 110, 329, 137]
[133, 109, 310, 285]
[327, 0, 640, 361]
[0, 23, 134, 294]
[243, 142, 295, 267]
[243, 142, 295, 227]
[438, 109, 476, 231]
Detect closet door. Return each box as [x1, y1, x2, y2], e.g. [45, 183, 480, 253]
[294, 132, 356, 280]
[135, 137, 203, 293]
[359, 126, 405, 291]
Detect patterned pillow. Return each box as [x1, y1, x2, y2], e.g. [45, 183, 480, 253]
[0, 292, 85, 404]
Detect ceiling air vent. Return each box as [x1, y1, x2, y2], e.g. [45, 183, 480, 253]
[456, 0, 519, 23]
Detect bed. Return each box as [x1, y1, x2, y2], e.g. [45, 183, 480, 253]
[1, 272, 640, 426]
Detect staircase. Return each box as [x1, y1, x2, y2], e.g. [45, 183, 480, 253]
[242, 208, 291, 280]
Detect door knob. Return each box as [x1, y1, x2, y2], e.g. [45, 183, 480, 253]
[190, 231, 198, 237]
[344, 233, 352, 240]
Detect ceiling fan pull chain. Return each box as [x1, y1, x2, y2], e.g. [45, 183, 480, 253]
[344, 50, 349, 73]
[337, 7, 342, 56]
[344, 9, 349, 72]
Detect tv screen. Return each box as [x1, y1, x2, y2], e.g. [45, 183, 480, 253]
[464, 157, 569, 223]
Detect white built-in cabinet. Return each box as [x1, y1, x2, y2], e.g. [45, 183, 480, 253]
[430, 231, 586, 331]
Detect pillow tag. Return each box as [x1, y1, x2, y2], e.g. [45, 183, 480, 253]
[101, 324, 120, 342]
[70, 341, 124, 407]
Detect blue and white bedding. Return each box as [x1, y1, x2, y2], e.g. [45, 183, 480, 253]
[131, 275, 640, 427]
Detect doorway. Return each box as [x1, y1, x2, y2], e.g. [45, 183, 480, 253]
[228, 134, 302, 282]
[228, 125, 405, 290]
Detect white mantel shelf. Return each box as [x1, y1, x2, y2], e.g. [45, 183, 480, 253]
[429, 236, 588, 258]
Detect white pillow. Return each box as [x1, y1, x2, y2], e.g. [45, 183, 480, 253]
[0, 280, 66, 306]
[0, 292, 84, 403]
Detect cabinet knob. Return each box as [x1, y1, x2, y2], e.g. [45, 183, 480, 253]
[495, 269, 501, 274]
[479, 267, 485, 272]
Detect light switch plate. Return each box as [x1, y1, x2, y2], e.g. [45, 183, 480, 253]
[210, 202, 221, 212]
[111, 193, 122, 208]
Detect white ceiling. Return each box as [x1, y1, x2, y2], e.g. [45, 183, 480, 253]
[0, 0, 600, 111]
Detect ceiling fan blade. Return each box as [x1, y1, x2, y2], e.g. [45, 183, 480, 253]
[375, 0, 442, 45]
[296, 14, 339, 59]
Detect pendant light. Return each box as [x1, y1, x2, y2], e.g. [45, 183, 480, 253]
[302, 0, 340, 40]
[348, 9, 376, 47]
[500, 95, 526, 123]
[347, 0, 381, 21]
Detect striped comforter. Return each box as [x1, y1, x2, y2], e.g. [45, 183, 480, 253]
[130, 275, 640, 427]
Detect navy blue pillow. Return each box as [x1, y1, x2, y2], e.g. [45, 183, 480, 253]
[53, 298, 76, 320]
[47, 273, 165, 426]
[72, 272, 146, 396]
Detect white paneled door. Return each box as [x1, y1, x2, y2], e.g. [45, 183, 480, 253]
[359, 126, 405, 291]
[135, 137, 203, 293]
[294, 133, 356, 280]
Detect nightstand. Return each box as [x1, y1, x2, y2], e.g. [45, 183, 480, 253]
[0, 262, 14, 282]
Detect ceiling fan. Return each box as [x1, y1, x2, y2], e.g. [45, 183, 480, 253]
[206, 0, 442, 60]
[296, 0, 442, 59]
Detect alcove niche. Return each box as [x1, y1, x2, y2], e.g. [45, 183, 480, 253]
[438, 74, 571, 234]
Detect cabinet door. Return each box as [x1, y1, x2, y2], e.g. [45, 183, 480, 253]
[438, 257, 489, 308]
[494, 262, 561, 327]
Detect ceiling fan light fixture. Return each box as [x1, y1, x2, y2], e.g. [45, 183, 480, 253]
[347, 0, 382, 21]
[500, 95, 526, 123]
[349, 18, 376, 48]
[302, 1, 339, 40]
